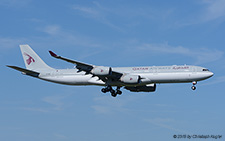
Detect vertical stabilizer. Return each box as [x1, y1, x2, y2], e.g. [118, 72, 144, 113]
[20, 45, 54, 71]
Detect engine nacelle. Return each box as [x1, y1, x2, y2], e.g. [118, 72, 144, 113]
[120, 74, 141, 84]
[91, 66, 111, 76]
[125, 84, 156, 92]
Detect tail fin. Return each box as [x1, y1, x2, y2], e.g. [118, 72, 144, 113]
[20, 45, 54, 71]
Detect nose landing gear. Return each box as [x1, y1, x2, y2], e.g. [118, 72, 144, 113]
[101, 86, 122, 97]
[191, 86, 196, 90]
[191, 81, 197, 90]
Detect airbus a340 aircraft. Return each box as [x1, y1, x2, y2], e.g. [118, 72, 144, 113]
[7, 45, 214, 97]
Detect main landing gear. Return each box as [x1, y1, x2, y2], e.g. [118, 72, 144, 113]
[101, 86, 122, 97]
[191, 81, 197, 90]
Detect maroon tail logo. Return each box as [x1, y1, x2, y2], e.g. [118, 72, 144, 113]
[24, 53, 35, 65]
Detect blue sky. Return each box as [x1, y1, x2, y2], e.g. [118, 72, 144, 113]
[1, 0, 225, 140]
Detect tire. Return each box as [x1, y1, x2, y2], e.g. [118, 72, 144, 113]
[117, 90, 122, 95]
[110, 89, 115, 94]
[111, 93, 117, 97]
[191, 86, 196, 90]
[101, 88, 107, 93]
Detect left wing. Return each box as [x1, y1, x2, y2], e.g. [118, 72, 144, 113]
[49, 51, 123, 82]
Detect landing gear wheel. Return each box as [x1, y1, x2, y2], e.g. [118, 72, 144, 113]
[101, 88, 107, 93]
[110, 89, 115, 94]
[101, 86, 122, 97]
[106, 86, 112, 92]
[111, 90, 117, 97]
[116, 90, 122, 95]
[111, 93, 117, 97]
[191, 86, 196, 90]
[115, 86, 122, 95]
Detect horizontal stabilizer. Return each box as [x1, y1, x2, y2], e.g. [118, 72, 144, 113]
[7, 65, 40, 77]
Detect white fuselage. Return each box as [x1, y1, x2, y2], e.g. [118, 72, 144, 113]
[38, 65, 213, 86]
[8, 45, 214, 96]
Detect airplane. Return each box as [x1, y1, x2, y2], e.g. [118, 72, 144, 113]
[7, 45, 214, 97]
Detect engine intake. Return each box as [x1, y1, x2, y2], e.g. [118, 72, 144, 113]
[120, 74, 141, 84]
[91, 66, 111, 76]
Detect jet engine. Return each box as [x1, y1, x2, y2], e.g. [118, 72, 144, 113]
[120, 74, 141, 84]
[91, 66, 111, 76]
[124, 84, 156, 92]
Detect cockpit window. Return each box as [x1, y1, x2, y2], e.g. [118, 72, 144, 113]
[203, 69, 209, 71]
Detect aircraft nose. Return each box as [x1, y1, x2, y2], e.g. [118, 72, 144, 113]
[208, 72, 214, 78]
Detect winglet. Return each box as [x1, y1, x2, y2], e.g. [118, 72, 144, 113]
[49, 51, 58, 57]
